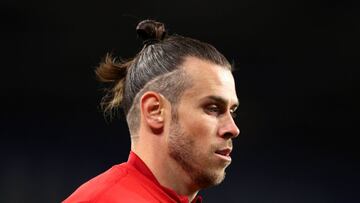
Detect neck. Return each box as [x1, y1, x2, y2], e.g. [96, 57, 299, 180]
[132, 133, 199, 201]
[153, 155, 199, 201]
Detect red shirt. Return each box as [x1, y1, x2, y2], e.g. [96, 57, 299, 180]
[63, 151, 202, 203]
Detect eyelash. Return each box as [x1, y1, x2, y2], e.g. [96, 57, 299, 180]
[230, 111, 237, 118]
[205, 104, 237, 118]
[205, 104, 221, 115]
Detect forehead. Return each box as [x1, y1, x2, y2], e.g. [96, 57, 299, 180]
[180, 57, 238, 105]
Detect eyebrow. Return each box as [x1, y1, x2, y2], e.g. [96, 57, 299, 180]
[203, 95, 239, 110]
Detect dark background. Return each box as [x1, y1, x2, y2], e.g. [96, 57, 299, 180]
[1, 0, 359, 202]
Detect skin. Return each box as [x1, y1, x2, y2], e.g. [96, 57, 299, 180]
[133, 57, 240, 201]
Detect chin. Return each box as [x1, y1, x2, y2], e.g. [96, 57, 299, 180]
[195, 169, 226, 188]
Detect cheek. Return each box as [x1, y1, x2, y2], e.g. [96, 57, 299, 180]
[177, 103, 219, 138]
[182, 114, 218, 139]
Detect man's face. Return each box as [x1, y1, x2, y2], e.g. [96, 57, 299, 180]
[168, 57, 240, 188]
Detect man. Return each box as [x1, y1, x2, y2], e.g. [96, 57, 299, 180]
[64, 19, 240, 203]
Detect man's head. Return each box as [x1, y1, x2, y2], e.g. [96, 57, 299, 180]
[96, 20, 232, 136]
[96, 19, 239, 189]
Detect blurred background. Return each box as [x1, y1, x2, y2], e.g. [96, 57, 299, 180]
[1, 0, 359, 202]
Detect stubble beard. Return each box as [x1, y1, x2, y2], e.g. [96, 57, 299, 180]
[168, 120, 226, 189]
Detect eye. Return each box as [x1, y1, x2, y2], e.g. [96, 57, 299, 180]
[230, 110, 237, 119]
[205, 104, 221, 116]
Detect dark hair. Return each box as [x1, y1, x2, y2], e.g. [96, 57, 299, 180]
[96, 19, 231, 135]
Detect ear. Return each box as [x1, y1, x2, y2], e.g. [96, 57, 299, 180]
[140, 91, 165, 133]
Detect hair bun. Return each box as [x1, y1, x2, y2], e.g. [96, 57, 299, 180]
[136, 20, 167, 45]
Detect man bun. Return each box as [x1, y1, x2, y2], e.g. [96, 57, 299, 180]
[136, 20, 167, 45]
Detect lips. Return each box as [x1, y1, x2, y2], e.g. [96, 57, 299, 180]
[215, 148, 231, 156]
[215, 148, 232, 161]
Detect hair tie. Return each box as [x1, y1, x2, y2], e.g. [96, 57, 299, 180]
[143, 39, 160, 46]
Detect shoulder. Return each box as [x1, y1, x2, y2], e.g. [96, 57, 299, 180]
[63, 163, 131, 203]
[63, 163, 164, 203]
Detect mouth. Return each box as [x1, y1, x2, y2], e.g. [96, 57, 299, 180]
[215, 148, 232, 162]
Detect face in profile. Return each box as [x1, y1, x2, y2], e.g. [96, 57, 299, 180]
[168, 57, 240, 188]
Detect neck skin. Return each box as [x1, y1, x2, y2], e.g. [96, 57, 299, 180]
[132, 127, 199, 202]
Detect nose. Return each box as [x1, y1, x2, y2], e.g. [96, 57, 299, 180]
[218, 113, 240, 139]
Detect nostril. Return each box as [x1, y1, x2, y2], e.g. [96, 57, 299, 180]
[222, 132, 235, 139]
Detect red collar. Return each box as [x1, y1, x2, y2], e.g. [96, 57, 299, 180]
[127, 151, 202, 203]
